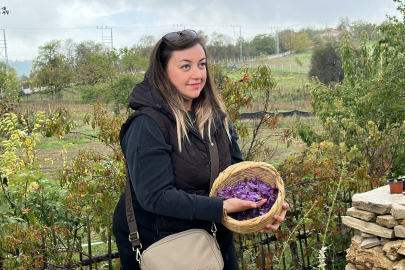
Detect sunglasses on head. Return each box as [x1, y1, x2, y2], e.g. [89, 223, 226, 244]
[162, 29, 198, 42]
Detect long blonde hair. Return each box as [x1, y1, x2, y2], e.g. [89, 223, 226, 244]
[150, 34, 229, 151]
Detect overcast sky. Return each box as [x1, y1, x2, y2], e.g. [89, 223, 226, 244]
[0, 0, 402, 61]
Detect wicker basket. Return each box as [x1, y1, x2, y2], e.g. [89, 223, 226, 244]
[209, 161, 285, 234]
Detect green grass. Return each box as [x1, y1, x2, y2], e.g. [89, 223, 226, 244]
[37, 131, 98, 149]
[223, 49, 313, 75]
[221, 49, 314, 113]
[238, 115, 322, 166]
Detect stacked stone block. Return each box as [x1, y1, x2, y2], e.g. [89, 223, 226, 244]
[342, 185, 405, 270]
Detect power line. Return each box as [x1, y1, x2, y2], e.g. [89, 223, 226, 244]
[111, 25, 168, 29]
[0, 24, 293, 31]
[0, 29, 8, 97]
[269, 26, 283, 55]
[231, 25, 242, 60]
[2, 25, 170, 30]
[3, 26, 96, 30]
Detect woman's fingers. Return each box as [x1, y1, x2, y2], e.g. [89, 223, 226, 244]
[257, 199, 267, 207]
[225, 200, 290, 233]
[224, 198, 268, 213]
[260, 202, 289, 233]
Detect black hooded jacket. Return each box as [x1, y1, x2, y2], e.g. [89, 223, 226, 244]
[112, 70, 244, 251]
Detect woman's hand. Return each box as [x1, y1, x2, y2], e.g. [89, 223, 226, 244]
[260, 202, 289, 233]
[224, 198, 268, 214]
[223, 199, 289, 233]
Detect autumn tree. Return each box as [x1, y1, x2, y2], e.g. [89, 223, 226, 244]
[75, 43, 110, 86]
[31, 40, 74, 99]
[291, 32, 313, 52]
[308, 43, 344, 85]
[278, 29, 293, 53]
[337, 16, 350, 31]
[137, 34, 156, 57]
[0, 62, 19, 100]
[350, 19, 376, 41]
[250, 34, 275, 55]
[120, 45, 148, 75]
[74, 47, 145, 113]
[207, 31, 238, 60]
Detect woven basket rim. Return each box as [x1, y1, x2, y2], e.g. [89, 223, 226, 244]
[210, 161, 285, 234]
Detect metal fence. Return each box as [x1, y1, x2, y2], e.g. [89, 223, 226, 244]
[0, 186, 352, 270]
[0, 190, 353, 270]
[234, 191, 353, 270]
[8, 190, 351, 270]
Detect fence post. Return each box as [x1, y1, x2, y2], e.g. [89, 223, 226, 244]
[42, 236, 47, 269]
[66, 211, 71, 268]
[238, 234, 243, 265]
[259, 233, 265, 268]
[333, 245, 341, 270]
[108, 232, 112, 270]
[87, 216, 93, 270]
[289, 240, 300, 269]
[51, 209, 57, 246]
[281, 248, 287, 270]
[79, 236, 83, 269]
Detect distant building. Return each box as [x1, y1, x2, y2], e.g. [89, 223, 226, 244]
[321, 30, 342, 39]
[329, 30, 342, 36]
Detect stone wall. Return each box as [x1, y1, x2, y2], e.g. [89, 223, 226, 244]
[342, 185, 405, 270]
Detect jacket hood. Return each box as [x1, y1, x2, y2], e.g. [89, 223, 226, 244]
[127, 69, 227, 131]
[129, 69, 174, 121]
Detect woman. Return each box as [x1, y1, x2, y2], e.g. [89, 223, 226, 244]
[113, 29, 289, 270]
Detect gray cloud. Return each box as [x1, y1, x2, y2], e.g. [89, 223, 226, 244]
[0, 0, 401, 60]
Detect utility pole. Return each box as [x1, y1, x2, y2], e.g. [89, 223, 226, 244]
[270, 26, 282, 55]
[97, 26, 113, 49]
[269, 27, 276, 55]
[0, 29, 7, 98]
[0, 29, 8, 65]
[0, 29, 8, 67]
[173, 24, 185, 31]
[231, 25, 242, 60]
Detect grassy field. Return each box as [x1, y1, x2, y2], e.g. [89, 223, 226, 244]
[238, 115, 321, 167]
[224, 49, 314, 112]
[220, 49, 313, 74]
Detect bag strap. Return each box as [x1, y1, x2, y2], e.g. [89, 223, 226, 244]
[208, 135, 219, 192]
[125, 135, 220, 251]
[125, 167, 142, 251]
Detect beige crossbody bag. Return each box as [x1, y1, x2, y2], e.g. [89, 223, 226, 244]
[125, 136, 224, 270]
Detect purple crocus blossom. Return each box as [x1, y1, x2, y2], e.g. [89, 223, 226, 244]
[217, 175, 279, 221]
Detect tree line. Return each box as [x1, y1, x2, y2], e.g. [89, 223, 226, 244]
[308, 17, 381, 85]
[0, 17, 384, 111]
